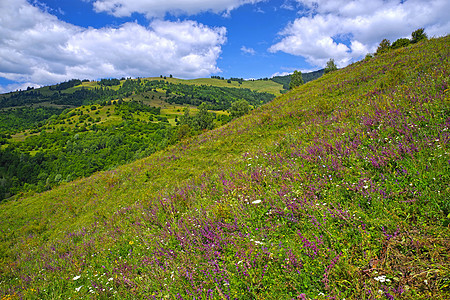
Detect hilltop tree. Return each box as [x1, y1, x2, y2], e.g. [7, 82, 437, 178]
[411, 28, 427, 44]
[375, 39, 391, 55]
[324, 58, 338, 74]
[289, 70, 304, 90]
[391, 38, 410, 49]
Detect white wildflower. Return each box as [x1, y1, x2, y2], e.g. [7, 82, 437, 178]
[252, 200, 262, 204]
[73, 275, 81, 280]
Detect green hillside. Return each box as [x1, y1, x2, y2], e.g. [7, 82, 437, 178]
[271, 69, 325, 90]
[0, 77, 277, 201]
[1, 36, 449, 299]
[143, 77, 285, 96]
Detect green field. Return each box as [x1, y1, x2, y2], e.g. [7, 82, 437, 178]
[0, 36, 449, 299]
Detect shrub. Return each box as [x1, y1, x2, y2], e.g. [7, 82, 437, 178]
[375, 39, 391, 55]
[391, 38, 410, 49]
[411, 28, 427, 43]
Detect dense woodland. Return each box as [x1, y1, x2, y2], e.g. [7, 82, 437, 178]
[271, 69, 324, 90]
[0, 77, 277, 201]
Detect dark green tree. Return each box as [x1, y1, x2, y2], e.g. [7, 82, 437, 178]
[324, 58, 338, 74]
[411, 28, 427, 44]
[375, 39, 391, 55]
[289, 70, 304, 90]
[228, 99, 250, 118]
[195, 103, 214, 130]
[391, 38, 410, 49]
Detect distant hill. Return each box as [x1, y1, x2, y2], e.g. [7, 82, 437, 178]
[0, 36, 449, 299]
[271, 69, 325, 90]
[0, 76, 278, 201]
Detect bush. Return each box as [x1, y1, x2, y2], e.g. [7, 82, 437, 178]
[411, 28, 427, 44]
[324, 58, 338, 74]
[376, 39, 391, 55]
[391, 38, 410, 49]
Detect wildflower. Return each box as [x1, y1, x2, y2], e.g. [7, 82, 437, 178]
[129, 241, 134, 245]
[73, 275, 81, 280]
[252, 200, 262, 204]
[75, 286, 83, 292]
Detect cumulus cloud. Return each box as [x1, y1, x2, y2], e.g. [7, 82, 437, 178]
[92, 0, 264, 18]
[0, 0, 227, 91]
[270, 0, 450, 68]
[241, 46, 256, 55]
[270, 71, 291, 77]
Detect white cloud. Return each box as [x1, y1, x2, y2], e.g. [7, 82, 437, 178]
[271, 71, 291, 77]
[92, 0, 264, 18]
[241, 46, 256, 55]
[270, 0, 450, 68]
[0, 0, 227, 92]
[0, 82, 41, 94]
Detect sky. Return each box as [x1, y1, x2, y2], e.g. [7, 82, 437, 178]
[0, 0, 449, 93]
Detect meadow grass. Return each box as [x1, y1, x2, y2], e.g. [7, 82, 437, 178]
[0, 36, 449, 299]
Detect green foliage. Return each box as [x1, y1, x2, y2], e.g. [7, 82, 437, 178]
[228, 99, 250, 118]
[162, 81, 274, 110]
[289, 70, 304, 90]
[364, 53, 373, 61]
[99, 78, 121, 86]
[375, 38, 391, 55]
[391, 37, 411, 49]
[49, 79, 82, 91]
[411, 28, 427, 43]
[324, 58, 338, 74]
[0, 118, 174, 201]
[177, 104, 215, 134]
[0, 107, 65, 134]
[271, 70, 324, 90]
[194, 103, 214, 130]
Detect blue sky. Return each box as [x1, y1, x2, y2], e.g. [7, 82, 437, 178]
[0, 0, 449, 93]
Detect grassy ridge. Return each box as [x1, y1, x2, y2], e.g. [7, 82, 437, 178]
[0, 36, 449, 299]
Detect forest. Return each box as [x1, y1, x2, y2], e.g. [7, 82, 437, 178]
[0, 77, 275, 201]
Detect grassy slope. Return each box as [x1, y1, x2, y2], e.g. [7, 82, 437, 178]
[0, 37, 449, 299]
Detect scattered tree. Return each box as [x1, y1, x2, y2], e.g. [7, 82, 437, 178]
[228, 99, 250, 118]
[324, 58, 338, 74]
[375, 39, 391, 55]
[391, 38, 410, 49]
[289, 70, 304, 90]
[411, 28, 427, 44]
[195, 103, 214, 130]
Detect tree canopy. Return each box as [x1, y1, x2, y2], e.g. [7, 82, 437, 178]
[376, 39, 391, 55]
[289, 70, 304, 90]
[411, 28, 427, 44]
[324, 58, 338, 74]
[228, 99, 250, 119]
